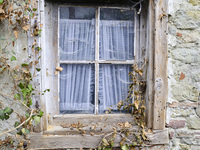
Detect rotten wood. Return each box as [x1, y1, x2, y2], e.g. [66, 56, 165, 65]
[146, 0, 155, 129]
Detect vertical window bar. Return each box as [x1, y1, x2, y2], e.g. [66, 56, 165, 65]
[58, 7, 61, 105]
[95, 7, 100, 114]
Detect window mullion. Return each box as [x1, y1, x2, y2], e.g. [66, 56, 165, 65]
[95, 7, 100, 114]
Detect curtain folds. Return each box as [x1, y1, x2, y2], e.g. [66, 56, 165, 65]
[59, 19, 133, 113]
[99, 20, 134, 60]
[60, 64, 95, 112]
[59, 19, 95, 60]
[99, 65, 132, 112]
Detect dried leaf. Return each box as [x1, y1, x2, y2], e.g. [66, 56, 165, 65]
[148, 129, 153, 133]
[134, 100, 139, 110]
[8, 3, 14, 13]
[14, 31, 18, 39]
[125, 121, 131, 128]
[54, 71, 58, 75]
[18, 11, 22, 17]
[102, 138, 109, 146]
[0, 7, 4, 14]
[15, 65, 20, 69]
[90, 132, 94, 136]
[56, 66, 63, 72]
[138, 70, 143, 76]
[22, 25, 30, 31]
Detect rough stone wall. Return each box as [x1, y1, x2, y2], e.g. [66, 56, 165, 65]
[167, 0, 200, 149]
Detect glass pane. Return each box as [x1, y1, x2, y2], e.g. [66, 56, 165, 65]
[100, 8, 134, 60]
[59, 7, 95, 60]
[60, 7, 95, 20]
[60, 64, 95, 114]
[100, 8, 134, 21]
[99, 64, 132, 113]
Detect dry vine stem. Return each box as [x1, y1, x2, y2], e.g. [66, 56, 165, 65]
[0, 0, 45, 149]
[0, 109, 34, 137]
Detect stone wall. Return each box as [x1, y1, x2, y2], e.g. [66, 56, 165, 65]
[167, 0, 200, 149]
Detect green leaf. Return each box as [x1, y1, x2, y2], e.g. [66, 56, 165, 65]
[18, 82, 24, 89]
[14, 93, 21, 100]
[33, 8, 37, 12]
[21, 63, 29, 67]
[36, 46, 42, 51]
[121, 144, 129, 150]
[102, 138, 109, 146]
[38, 111, 44, 117]
[21, 128, 25, 134]
[0, 110, 5, 120]
[36, 68, 41, 71]
[4, 114, 9, 120]
[28, 84, 34, 91]
[47, 89, 50, 92]
[21, 128, 30, 135]
[28, 99, 32, 107]
[4, 107, 13, 115]
[17, 131, 22, 135]
[25, 113, 30, 118]
[0, 0, 3, 4]
[10, 56, 16, 61]
[14, 121, 20, 127]
[29, 13, 33, 17]
[34, 116, 41, 125]
[105, 148, 111, 150]
[21, 88, 29, 98]
[131, 142, 137, 146]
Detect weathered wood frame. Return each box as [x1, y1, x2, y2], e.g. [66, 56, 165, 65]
[58, 6, 135, 115]
[32, 0, 169, 148]
[40, 0, 168, 131]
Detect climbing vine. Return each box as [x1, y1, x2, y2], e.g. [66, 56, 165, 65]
[0, 0, 148, 149]
[0, 0, 46, 149]
[98, 61, 148, 150]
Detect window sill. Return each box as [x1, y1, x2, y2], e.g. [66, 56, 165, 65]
[28, 114, 169, 149]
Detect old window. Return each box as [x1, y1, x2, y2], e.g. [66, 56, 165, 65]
[31, 0, 169, 148]
[59, 6, 135, 114]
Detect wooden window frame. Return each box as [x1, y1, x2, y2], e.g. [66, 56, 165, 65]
[58, 6, 135, 115]
[29, 0, 169, 149]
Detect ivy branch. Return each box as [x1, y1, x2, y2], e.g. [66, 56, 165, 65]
[0, 109, 34, 137]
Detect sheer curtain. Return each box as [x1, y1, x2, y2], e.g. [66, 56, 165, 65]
[59, 19, 95, 60]
[59, 19, 134, 113]
[99, 21, 134, 60]
[59, 19, 95, 113]
[99, 21, 134, 112]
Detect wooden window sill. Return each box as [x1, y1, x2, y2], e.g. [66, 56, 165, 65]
[28, 114, 169, 149]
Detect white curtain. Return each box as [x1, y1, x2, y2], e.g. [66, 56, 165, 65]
[60, 64, 95, 112]
[99, 65, 132, 112]
[99, 21, 134, 112]
[59, 19, 95, 60]
[59, 19, 133, 113]
[59, 19, 95, 113]
[99, 21, 134, 60]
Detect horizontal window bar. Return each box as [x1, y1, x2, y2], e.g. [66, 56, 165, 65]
[58, 5, 132, 10]
[60, 60, 134, 64]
